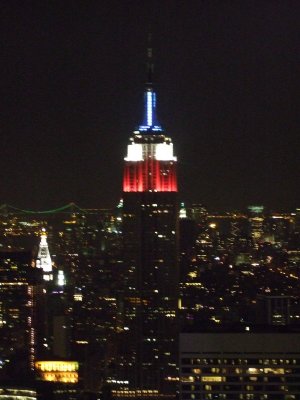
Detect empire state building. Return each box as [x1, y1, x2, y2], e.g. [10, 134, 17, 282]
[119, 48, 179, 399]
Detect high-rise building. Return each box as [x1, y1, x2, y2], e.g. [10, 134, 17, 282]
[180, 330, 300, 399]
[119, 47, 179, 398]
[248, 205, 265, 246]
[0, 251, 43, 380]
[256, 295, 291, 326]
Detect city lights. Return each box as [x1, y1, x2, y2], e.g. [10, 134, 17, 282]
[35, 361, 79, 383]
[0, 12, 299, 399]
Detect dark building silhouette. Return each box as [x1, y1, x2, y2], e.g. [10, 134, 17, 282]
[0, 251, 43, 384]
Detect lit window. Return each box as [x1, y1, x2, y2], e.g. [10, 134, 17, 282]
[202, 376, 224, 382]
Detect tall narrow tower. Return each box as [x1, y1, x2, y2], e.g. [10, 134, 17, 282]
[120, 46, 179, 399]
[36, 228, 53, 281]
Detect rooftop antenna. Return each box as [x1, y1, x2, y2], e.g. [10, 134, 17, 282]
[146, 31, 153, 87]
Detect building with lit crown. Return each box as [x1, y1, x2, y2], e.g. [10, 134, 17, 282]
[118, 47, 179, 398]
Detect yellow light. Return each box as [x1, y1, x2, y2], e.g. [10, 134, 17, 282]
[178, 298, 182, 309]
[248, 367, 259, 374]
[35, 361, 79, 383]
[264, 368, 284, 374]
[201, 376, 224, 382]
[35, 361, 79, 372]
[41, 371, 78, 383]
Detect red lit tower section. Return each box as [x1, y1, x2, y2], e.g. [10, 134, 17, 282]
[123, 133, 177, 193]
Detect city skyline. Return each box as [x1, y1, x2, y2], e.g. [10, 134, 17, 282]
[1, 1, 300, 210]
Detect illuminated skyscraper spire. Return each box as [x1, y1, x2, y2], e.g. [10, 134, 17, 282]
[36, 228, 53, 281]
[123, 37, 177, 193]
[146, 33, 153, 87]
[138, 36, 162, 132]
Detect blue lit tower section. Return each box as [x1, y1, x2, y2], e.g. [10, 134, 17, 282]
[139, 84, 162, 132]
[139, 46, 163, 133]
[120, 46, 179, 399]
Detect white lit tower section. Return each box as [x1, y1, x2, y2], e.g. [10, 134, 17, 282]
[36, 228, 53, 281]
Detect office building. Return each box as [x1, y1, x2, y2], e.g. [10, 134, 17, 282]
[0, 251, 43, 379]
[180, 330, 300, 399]
[256, 295, 291, 326]
[248, 206, 264, 246]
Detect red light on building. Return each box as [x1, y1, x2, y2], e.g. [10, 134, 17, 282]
[123, 159, 177, 193]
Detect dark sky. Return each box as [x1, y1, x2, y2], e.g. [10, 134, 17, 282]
[1, 1, 299, 211]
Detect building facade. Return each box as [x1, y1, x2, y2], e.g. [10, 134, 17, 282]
[0, 251, 44, 379]
[180, 331, 300, 399]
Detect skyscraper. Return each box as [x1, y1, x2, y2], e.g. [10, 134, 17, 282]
[0, 250, 43, 379]
[180, 330, 300, 399]
[119, 47, 179, 398]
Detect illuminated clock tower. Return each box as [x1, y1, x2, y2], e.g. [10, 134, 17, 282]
[120, 47, 179, 399]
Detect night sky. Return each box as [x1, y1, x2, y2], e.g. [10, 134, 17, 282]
[1, 1, 300, 211]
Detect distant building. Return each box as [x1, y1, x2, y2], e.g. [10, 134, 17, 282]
[294, 208, 300, 235]
[180, 329, 300, 399]
[248, 205, 264, 245]
[0, 251, 43, 376]
[35, 360, 79, 384]
[35, 360, 80, 400]
[256, 295, 291, 326]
